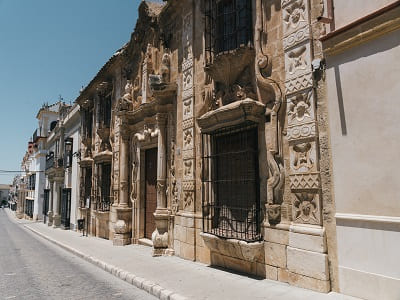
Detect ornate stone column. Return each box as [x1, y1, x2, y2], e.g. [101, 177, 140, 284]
[52, 178, 62, 228]
[113, 125, 132, 246]
[152, 113, 170, 256]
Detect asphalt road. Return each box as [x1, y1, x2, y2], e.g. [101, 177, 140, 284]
[0, 209, 155, 300]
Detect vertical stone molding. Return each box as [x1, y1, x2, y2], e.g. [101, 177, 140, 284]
[280, 0, 329, 292]
[152, 113, 171, 255]
[282, 0, 321, 226]
[181, 12, 195, 213]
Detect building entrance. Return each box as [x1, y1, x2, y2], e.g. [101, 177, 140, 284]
[144, 148, 157, 239]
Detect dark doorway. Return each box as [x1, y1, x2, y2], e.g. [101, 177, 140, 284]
[43, 189, 50, 223]
[144, 148, 158, 239]
[61, 188, 71, 229]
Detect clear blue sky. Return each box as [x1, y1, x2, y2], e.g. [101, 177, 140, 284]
[0, 0, 153, 184]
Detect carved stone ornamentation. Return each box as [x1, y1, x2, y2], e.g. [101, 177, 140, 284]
[82, 137, 92, 157]
[285, 72, 313, 95]
[292, 142, 314, 171]
[130, 140, 139, 205]
[288, 89, 313, 125]
[149, 53, 176, 95]
[289, 173, 320, 190]
[133, 75, 142, 108]
[283, 0, 308, 37]
[117, 80, 133, 112]
[293, 192, 320, 225]
[97, 127, 111, 152]
[205, 48, 257, 106]
[114, 219, 129, 234]
[285, 44, 311, 80]
[183, 191, 194, 209]
[169, 142, 178, 214]
[267, 204, 282, 225]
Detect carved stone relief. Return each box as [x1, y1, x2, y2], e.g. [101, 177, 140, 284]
[181, 12, 195, 212]
[290, 142, 317, 172]
[117, 80, 133, 112]
[292, 192, 320, 225]
[283, 0, 309, 37]
[169, 142, 178, 214]
[285, 43, 311, 80]
[289, 173, 320, 190]
[287, 89, 314, 126]
[285, 72, 313, 95]
[282, 0, 321, 226]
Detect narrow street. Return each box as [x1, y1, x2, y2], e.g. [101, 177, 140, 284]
[0, 209, 155, 300]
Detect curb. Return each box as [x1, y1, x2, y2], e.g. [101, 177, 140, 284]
[23, 225, 187, 300]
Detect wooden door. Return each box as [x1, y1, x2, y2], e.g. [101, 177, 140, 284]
[145, 148, 158, 239]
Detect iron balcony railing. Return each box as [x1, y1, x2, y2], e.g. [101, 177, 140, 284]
[46, 152, 64, 170]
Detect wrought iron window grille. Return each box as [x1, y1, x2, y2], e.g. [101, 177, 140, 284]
[201, 122, 262, 242]
[95, 163, 112, 212]
[205, 0, 253, 65]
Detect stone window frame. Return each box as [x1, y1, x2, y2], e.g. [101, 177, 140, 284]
[198, 99, 267, 242]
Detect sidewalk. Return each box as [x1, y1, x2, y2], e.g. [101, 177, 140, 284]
[6, 209, 357, 300]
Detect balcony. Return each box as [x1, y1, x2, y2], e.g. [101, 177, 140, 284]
[32, 128, 44, 143]
[45, 152, 64, 171]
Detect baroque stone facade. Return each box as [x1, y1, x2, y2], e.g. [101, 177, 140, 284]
[70, 0, 400, 295]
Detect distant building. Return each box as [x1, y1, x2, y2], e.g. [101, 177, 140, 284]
[0, 184, 10, 206]
[45, 103, 81, 230]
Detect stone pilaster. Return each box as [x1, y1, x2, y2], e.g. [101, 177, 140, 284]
[47, 180, 54, 226]
[52, 178, 62, 228]
[280, 0, 329, 292]
[181, 12, 195, 214]
[152, 113, 171, 256]
[113, 125, 132, 246]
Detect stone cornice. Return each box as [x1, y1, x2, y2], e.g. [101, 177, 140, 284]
[118, 97, 173, 126]
[321, 1, 400, 57]
[197, 99, 265, 133]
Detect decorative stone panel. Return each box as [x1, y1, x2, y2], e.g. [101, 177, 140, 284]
[285, 42, 312, 81]
[282, 0, 310, 37]
[282, 0, 321, 226]
[181, 12, 195, 212]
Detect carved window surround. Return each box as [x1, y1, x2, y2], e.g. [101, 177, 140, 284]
[197, 98, 265, 133]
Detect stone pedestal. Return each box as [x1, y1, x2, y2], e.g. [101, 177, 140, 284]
[152, 208, 170, 256]
[113, 207, 132, 246]
[53, 214, 61, 228]
[47, 211, 53, 226]
[95, 211, 110, 239]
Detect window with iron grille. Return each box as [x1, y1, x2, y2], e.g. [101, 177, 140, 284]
[96, 163, 112, 212]
[202, 122, 261, 242]
[80, 167, 92, 208]
[205, 0, 253, 62]
[83, 108, 93, 138]
[100, 95, 112, 128]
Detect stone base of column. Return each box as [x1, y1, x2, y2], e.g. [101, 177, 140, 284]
[152, 247, 175, 256]
[48, 211, 53, 226]
[16, 212, 24, 219]
[152, 208, 170, 256]
[113, 233, 131, 246]
[112, 207, 132, 246]
[53, 214, 61, 228]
